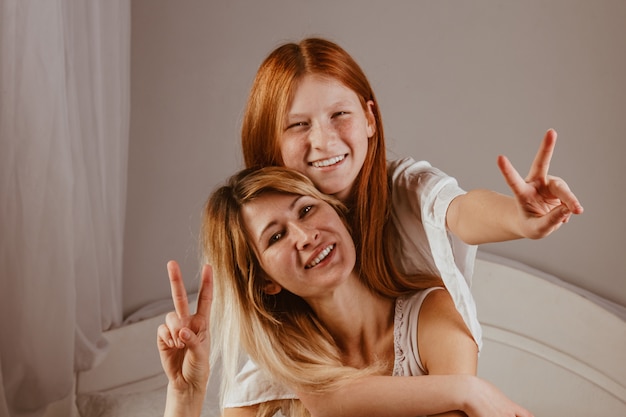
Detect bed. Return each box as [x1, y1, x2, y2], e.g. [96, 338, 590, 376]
[70, 253, 626, 417]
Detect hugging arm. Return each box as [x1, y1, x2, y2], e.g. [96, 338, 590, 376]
[447, 129, 583, 245]
[297, 374, 531, 417]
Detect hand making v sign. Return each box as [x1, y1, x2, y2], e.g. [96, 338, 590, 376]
[497, 129, 584, 239]
[158, 260, 213, 416]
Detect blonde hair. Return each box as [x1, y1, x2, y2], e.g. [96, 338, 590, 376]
[241, 37, 419, 300]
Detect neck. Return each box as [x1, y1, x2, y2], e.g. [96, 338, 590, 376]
[308, 274, 395, 368]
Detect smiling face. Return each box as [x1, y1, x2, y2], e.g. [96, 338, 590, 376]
[241, 191, 357, 301]
[279, 75, 376, 201]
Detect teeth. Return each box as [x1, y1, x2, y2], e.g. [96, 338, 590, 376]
[306, 244, 335, 269]
[311, 155, 345, 168]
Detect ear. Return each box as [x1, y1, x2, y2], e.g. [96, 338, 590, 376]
[365, 100, 376, 138]
[263, 279, 283, 295]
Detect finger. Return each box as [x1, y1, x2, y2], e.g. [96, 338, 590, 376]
[167, 260, 190, 318]
[497, 155, 527, 197]
[178, 327, 211, 382]
[526, 129, 557, 181]
[534, 204, 569, 237]
[547, 177, 584, 215]
[195, 264, 214, 320]
[157, 323, 176, 349]
[165, 311, 185, 348]
[178, 327, 197, 349]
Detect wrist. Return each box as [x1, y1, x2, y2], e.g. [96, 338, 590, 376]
[164, 383, 206, 417]
[456, 374, 479, 413]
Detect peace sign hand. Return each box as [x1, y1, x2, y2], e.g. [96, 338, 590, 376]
[157, 261, 213, 396]
[497, 129, 584, 239]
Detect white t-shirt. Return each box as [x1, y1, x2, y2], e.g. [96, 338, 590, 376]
[223, 158, 481, 408]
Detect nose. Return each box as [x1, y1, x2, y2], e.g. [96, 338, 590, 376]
[290, 222, 319, 250]
[309, 121, 333, 150]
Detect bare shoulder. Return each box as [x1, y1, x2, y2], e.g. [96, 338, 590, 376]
[420, 288, 459, 320]
[417, 288, 478, 375]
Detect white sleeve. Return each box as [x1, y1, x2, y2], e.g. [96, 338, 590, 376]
[389, 157, 482, 350]
[223, 359, 298, 409]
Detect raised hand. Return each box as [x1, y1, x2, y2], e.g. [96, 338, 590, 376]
[158, 261, 213, 396]
[497, 129, 584, 239]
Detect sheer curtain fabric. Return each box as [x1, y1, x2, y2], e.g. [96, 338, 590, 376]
[0, 1, 130, 416]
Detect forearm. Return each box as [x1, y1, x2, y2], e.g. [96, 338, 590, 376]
[298, 374, 473, 417]
[163, 383, 206, 417]
[447, 189, 522, 245]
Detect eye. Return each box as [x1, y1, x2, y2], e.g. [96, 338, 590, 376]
[300, 205, 313, 217]
[268, 231, 284, 245]
[332, 111, 349, 118]
[286, 121, 308, 130]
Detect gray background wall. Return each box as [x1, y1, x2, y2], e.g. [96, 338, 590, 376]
[124, 0, 626, 318]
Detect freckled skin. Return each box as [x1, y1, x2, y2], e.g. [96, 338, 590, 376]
[280, 75, 375, 201]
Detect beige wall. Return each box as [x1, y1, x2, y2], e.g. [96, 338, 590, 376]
[124, 0, 626, 317]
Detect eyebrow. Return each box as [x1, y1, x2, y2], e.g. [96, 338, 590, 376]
[256, 195, 305, 246]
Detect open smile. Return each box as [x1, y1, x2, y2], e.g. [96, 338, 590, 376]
[305, 244, 335, 269]
[310, 154, 346, 168]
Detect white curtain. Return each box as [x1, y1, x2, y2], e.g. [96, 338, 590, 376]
[0, 1, 130, 416]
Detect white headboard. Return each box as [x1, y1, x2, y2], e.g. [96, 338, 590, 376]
[473, 254, 626, 416]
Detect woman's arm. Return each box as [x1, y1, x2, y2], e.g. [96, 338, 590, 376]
[446, 129, 583, 245]
[297, 374, 530, 417]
